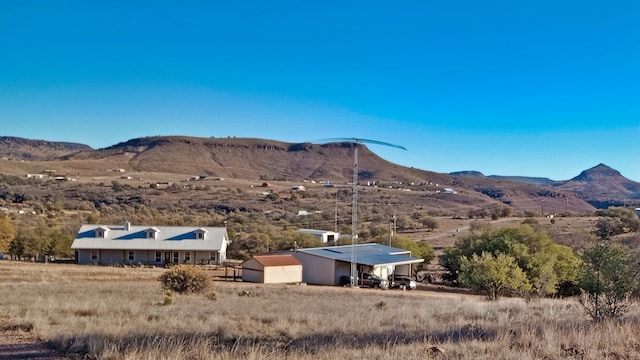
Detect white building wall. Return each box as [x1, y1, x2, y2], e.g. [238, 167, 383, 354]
[77, 250, 93, 264]
[242, 258, 265, 283]
[264, 265, 302, 284]
[100, 250, 125, 265]
[242, 268, 265, 283]
[394, 264, 412, 276]
[194, 251, 218, 264]
[293, 252, 337, 285]
[76, 248, 225, 266]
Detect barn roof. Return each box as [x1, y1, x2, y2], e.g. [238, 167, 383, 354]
[250, 254, 302, 267]
[296, 243, 423, 266]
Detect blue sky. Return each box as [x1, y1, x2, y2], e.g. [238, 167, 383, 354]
[2, 1, 639, 181]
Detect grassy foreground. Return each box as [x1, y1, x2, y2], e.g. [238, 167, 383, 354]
[1, 261, 639, 359]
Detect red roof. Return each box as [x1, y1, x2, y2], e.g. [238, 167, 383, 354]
[251, 255, 302, 267]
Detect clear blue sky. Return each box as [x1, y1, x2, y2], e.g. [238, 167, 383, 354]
[2, 1, 639, 181]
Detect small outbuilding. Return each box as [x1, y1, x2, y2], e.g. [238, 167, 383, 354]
[297, 228, 340, 244]
[242, 254, 303, 284]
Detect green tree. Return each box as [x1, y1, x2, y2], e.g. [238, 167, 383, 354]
[0, 215, 15, 253]
[420, 217, 439, 231]
[15, 228, 40, 261]
[440, 225, 581, 297]
[580, 238, 638, 321]
[49, 229, 75, 258]
[459, 252, 531, 300]
[8, 236, 24, 260]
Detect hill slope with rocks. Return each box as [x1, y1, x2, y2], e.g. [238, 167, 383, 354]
[1, 135, 637, 213]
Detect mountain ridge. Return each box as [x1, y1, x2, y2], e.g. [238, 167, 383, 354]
[1, 135, 638, 210]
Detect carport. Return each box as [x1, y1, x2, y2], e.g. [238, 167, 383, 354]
[292, 243, 424, 286]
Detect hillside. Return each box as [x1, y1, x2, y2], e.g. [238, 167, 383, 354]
[0, 136, 92, 160]
[555, 163, 640, 208]
[1, 135, 636, 214]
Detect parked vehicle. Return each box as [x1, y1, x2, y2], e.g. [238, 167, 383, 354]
[360, 273, 389, 289]
[339, 275, 353, 287]
[391, 275, 417, 290]
[339, 273, 389, 289]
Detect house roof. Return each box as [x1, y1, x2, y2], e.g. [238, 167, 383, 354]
[296, 243, 424, 267]
[248, 255, 303, 267]
[297, 228, 339, 235]
[71, 224, 228, 251]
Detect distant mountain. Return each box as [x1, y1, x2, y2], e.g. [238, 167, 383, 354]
[1, 134, 637, 211]
[451, 163, 640, 208]
[555, 163, 640, 208]
[0, 136, 92, 160]
[488, 176, 557, 186]
[450, 170, 556, 186]
[449, 171, 485, 177]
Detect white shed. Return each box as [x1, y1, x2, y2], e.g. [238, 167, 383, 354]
[297, 229, 340, 244]
[242, 255, 303, 284]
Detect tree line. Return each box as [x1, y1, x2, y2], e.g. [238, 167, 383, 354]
[440, 207, 640, 320]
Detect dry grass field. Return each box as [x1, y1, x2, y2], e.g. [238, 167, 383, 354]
[1, 261, 639, 359]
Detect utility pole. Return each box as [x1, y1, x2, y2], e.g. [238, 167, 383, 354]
[388, 221, 393, 246]
[334, 191, 338, 232]
[393, 213, 397, 237]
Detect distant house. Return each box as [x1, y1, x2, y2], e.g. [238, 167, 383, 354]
[291, 185, 306, 191]
[71, 222, 231, 266]
[150, 182, 172, 189]
[242, 255, 303, 284]
[297, 210, 323, 216]
[297, 229, 340, 244]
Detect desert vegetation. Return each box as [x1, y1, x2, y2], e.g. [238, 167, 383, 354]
[2, 262, 640, 359]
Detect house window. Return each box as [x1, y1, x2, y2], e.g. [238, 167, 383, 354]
[210, 252, 217, 263]
[197, 232, 204, 239]
[90, 250, 98, 261]
[155, 251, 161, 263]
[97, 230, 104, 238]
[173, 252, 179, 263]
[128, 251, 135, 262]
[147, 231, 154, 239]
[184, 252, 191, 262]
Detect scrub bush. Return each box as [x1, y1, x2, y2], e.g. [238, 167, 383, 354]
[158, 265, 211, 294]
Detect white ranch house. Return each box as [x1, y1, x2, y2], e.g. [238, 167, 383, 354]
[72, 222, 230, 266]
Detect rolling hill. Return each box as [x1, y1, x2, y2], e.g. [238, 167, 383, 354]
[0, 135, 638, 213]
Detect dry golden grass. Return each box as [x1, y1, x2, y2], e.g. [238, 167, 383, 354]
[1, 261, 639, 359]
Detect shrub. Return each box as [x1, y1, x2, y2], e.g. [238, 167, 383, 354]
[205, 291, 217, 301]
[158, 265, 212, 294]
[163, 290, 174, 305]
[579, 238, 637, 320]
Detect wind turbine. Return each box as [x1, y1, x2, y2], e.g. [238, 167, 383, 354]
[315, 138, 407, 287]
